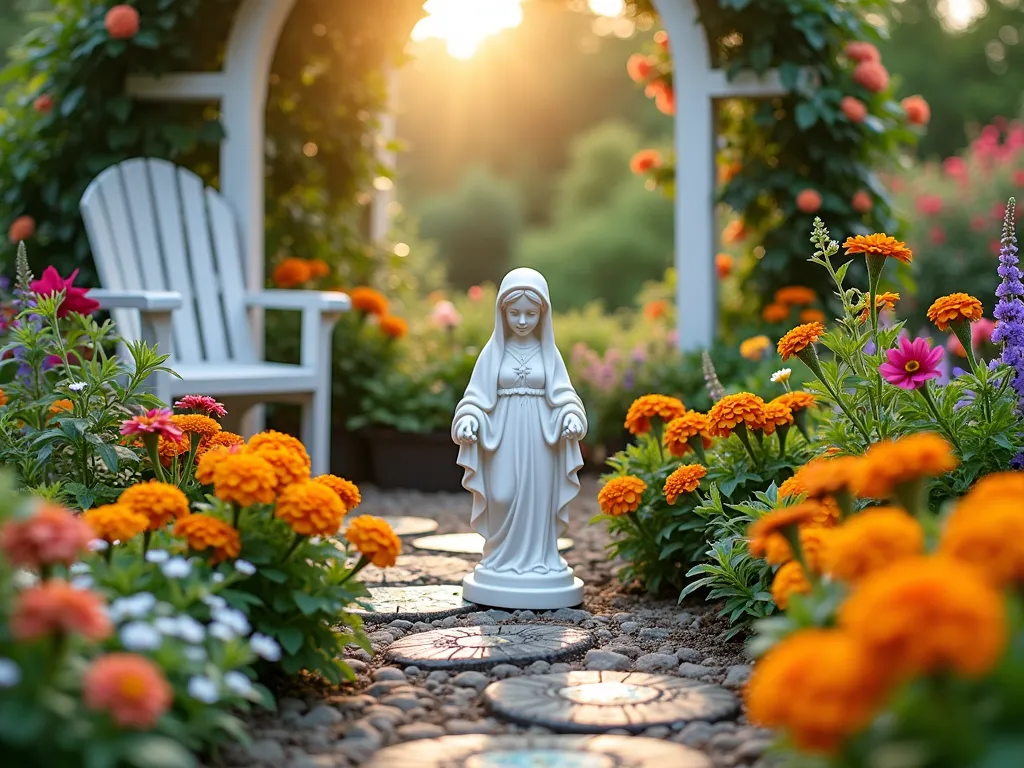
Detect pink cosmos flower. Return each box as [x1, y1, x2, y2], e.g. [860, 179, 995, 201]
[879, 337, 943, 390]
[0, 503, 94, 569]
[430, 300, 462, 329]
[173, 395, 227, 419]
[120, 408, 184, 442]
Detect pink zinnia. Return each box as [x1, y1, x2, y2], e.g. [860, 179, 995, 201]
[173, 395, 227, 419]
[430, 300, 462, 329]
[11, 580, 112, 641]
[120, 408, 183, 442]
[0, 503, 94, 569]
[879, 337, 943, 390]
[83, 653, 173, 729]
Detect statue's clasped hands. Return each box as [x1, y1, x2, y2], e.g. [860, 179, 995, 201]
[561, 413, 583, 441]
[455, 415, 479, 445]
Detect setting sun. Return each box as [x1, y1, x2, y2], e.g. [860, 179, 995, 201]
[411, 0, 525, 59]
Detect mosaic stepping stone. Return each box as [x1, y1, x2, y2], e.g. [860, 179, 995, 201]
[363, 734, 711, 768]
[484, 671, 738, 734]
[377, 515, 439, 537]
[385, 623, 594, 670]
[352, 584, 476, 621]
[358, 554, 471, 586]
[411, 532, 574, 556]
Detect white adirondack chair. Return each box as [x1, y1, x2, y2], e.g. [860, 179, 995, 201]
[79, 157, 350, 475]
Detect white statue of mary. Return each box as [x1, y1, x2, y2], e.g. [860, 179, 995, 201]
[452, 267, 587, 609]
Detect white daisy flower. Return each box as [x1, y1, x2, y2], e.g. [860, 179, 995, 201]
[249, 633, 282, 662]
[120, 622, 162, 651]
[771, 367, 792, 384]
[0, 658, 21, 688]
[145, 549, 170, 564]
[187, 676, 219, 704]
[161, 557, 192, 579]
[223, 670, 254, 697]
[233, 560, 256, 576]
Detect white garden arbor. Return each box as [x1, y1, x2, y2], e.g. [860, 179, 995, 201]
[125, 0, 786, 350]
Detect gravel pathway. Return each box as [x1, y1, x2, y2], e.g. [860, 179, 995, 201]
[213, 478, 773, 768]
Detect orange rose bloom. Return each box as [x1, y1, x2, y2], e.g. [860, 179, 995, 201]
[275, 480, 346, 537]
[842, 233, 913, 264]
[624, 394, 686, 435]
[664, 464, 707, 505]
[345, 515, 402, 568]
[777, 322, 826, 361]
[12, 580, 111, 641]
[271, 257, 312, 288]
[598, 476, 647, 516]
[118, 481, 190, 531]
[851, 190, 873, 213]
[83, 653, 172, 730]
[313, 474, 362, 512]
[926, 293, 984, 332]
[174, 514, 241, 564]
[104, 4, 140, 39]
[350, 286, 388, 316]
[761, 303, 790, 323]
[796, 189, 822, 214]
[707, 392, 765, 437]
[901, 95, 930, 125]
[663, 412, 712, 456]
[630, 149, 662, 175]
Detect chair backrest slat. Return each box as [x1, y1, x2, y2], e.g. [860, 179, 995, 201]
[80, 158, 253, 365]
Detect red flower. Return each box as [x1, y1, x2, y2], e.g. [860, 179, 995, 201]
[840, 96, 867, 123]
[902, 95, 930, 126]
[29, 267, 100, 318]
[796, 189, 822, 214]
[654, 85, 675, 115]
[930, 226, 946, 246]
[915, 195, 943, 216]
[630, 149, 662, 174]
[7, 215, 35, 244]
[845, 41, 880, 63]
[1013, 170, 1024, 187]
[105, 5, 139, 39]
[716, 253, 733, 279]
[853, 61, 889, 93]
[627, 54, 653, 83]
[654, 30, 669, 50]
[173, 395, 227, 419]
[944, 157, 967, 178]
[33, 94, 53, 114]
[851, 191, 873, 213]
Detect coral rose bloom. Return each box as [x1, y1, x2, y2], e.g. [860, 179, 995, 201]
[839, 96, 867, 123]
[1, 503, 94, 568]
[12, 580, 111, 641]
[851, 190, 872, 213]
[630, 149, 662, 175]
[853, 60, 889, 92]
[901, 95, 930, 125]
[845, 41, 880, 63]
[105, 5, 139, 39]
[796, 189, 822, 214]
[626, 53, 653, 83]
[84, 653, 172, 729]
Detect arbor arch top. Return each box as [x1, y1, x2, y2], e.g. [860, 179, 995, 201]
[127, 0, 786, 350]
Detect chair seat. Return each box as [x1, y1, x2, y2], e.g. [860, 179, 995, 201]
[167, 362, 319, 397]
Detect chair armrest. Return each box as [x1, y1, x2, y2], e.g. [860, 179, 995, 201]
[245, 290, 351, 313]
[89, 289, 183, 312]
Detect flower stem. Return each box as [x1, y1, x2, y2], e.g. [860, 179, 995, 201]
[279, 533, 304, 564]
[339, 554, 371, 586]
[917, 384, 962, 454]
[734, 424, 762, 469]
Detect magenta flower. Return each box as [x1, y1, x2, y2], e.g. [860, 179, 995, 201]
[120, 408, 184, 442]
[173, 395, 227, 419]
[879, 337, 943, 390]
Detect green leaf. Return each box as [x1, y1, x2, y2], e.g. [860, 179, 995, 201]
[132, 31, 161, 49]
[92, 442, 119, 473]
[277, 626, 305, 655]
[794, 101, 818, 130]
[261, 568, 289, 584]
[292, 590, 321, 616]
[122, 735, 197, 768]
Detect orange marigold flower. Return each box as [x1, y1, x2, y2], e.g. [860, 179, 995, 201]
[174, 514, 241, 564]
[83, 653, 172, 730]
[195, 444, 243, 485]
[822, 507, 924, 582]
[842, 233, 913, 264]
[642, 299, 668, 320]
[760, 401, 794, 436]
[778, 474, 805, 500]
[275, 480, 346, 537]
[197, 430, 244, 458]
[739, 335, 772, 362]
[807, 497, 841, 527]
[0, 388, 6, 406]
[8, 215, 35, 243]
[12, 580, 111, 641]
[761, 303, 790, 323]
[379, 315, 408, 338]
[82, 503, 149, 545]
[707, 392, 765, 437]
[663, 412, 712, 456]
[247, 430, 312, 470]
[350, 286, 388, 316]
[118, 481, 190, 531]
[775, 286, 817, 306]
[777, 322, 826, 361]
[664, 464, 707, 505]
[746, 629, 889, 755]
[764, 525, 830, 569]
[1, 503, 94, 568]
[715, 253, 733, 279]
[313, 474, 362, 512]
[598, 476, 647, 516]
[271, 257, 312, 288]
[49, 399, 73, 416]
[157, 434, 189, 466]
[213, 452, 279, 507]
[773, 391, 816, 413]
[852, 433, 958, 499]
[345, 515, 402, 568]
[962, 471, 1024, 504]
[308, 259, 331, 278]
[630, 149, 662, 175]
[796, 456, 860, 498]
[799, 309, 826, 324]
[255, 447, 311, 492]
[722, 219, 746, 244]
[771, 561, 811, 609]
[940, 499, 1024, 588]
[858, 291, 901, 323]
[925, 293, 984, 332]
[747, 503, 820, 557]
[170, 413, 221, 441]
[624, 394, 686, 435]
[839, 556, 1007, 678]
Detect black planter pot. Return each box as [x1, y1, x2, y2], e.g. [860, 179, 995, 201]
[365, 428, 464, 493]
[330, 427, 372, 483]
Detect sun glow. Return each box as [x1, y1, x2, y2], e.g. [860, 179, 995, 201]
[411, 0, 525, 59]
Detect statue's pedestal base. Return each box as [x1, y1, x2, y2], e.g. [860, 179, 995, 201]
[462, 564, 584, 610]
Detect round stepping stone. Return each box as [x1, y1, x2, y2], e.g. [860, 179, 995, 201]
[377, 515, 439, 537]
[412, 532, 574, 556]
[484, 671, 738, 734]
[385, 623, 594, 670]
[352, 584, 475, 621]
[358, 554, 471, 586]
[364, 734, 711, 768]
